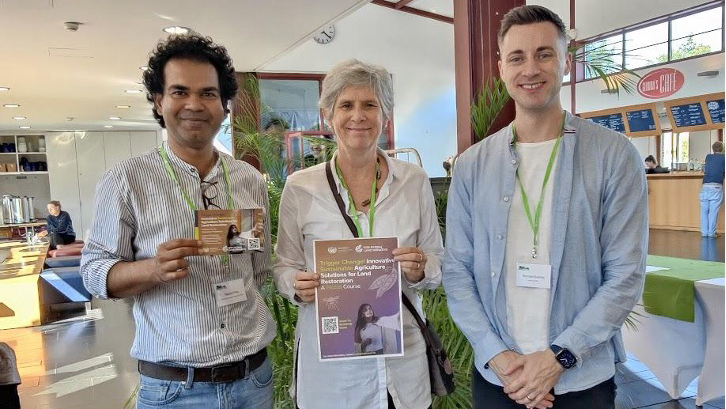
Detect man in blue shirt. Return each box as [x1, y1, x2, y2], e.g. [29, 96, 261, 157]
[443, 5, 648, 409]
[700, 141, 725, 237]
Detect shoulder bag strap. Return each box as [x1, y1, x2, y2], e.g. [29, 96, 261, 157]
[325, 160, 359, 238]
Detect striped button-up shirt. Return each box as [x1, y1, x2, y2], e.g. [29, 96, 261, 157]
[80, 142, 276, 367]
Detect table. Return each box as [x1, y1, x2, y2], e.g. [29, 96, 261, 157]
[0, 241, 49, 329]
[0, 220, 47, 240]
[623, 271, 724, 405]
[694, 278, 724, 406]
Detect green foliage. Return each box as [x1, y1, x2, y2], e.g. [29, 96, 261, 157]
[425, 286, 475, 409]
[574, 40, 639, 97]
[657, 35, 712, 62]
[470, 78, 510, 141]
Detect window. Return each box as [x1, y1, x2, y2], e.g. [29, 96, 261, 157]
[625, 22, 668, 69]
[259, 79, 322, 132]
[584, 34, 623, 79]
[669, 7, 723, 61]
[677, 132, 690, 163]
[579, 3, 723, 83]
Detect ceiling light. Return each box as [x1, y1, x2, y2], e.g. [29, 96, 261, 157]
[104, 125, 113, 129]
[12, 116, 26, 120]
[3, 104, 20, 108]
[109, 116, 121, 120]
[0, 87, 9, 92]
[125, 89, 143, 94]
[163, 26, 191, 35]
[116, 105, 131, 109]
[19, 126, 31, 129]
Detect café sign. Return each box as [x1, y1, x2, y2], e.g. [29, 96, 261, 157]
[637, 68, 684, 99]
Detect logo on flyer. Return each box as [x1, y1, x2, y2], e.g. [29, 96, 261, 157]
[355, 245, 363, 253]
[327, 246, 338, 254]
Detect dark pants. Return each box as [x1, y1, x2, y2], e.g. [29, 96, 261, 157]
[472, 368, 616, 409]
[0, 384, 21, 409]
[49, 232, 75, 250]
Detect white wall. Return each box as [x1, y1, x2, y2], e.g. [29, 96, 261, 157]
[0, 174, 50, 218]
[629, 136, 658, 163]
[261, 4, 456, 177]
[566, 53, 725, 114]
[47, 130, 162, 239]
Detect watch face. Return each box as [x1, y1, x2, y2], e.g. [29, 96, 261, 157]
[313, 25, 335, 44]
[557, 349, 577, 369]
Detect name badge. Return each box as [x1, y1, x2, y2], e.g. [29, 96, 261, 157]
[516, 263, 552, 289]
[213, 278, 247, 307]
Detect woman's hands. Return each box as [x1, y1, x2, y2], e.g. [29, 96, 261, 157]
[293, 271, 320, 303]
[393, 247, 427, 283]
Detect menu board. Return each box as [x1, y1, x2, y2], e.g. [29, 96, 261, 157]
[665, 93, 725, 132]
[588, 113, 625, 133]
[670, 103, 707, 128]
[626, 109, 657, 133]
[706, 99, 725, 124]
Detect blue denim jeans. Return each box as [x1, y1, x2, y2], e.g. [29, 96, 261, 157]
[136, 357, 273, 409]
[700, 183, 723, 237]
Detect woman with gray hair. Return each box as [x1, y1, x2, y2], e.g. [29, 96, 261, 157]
[274, 59, 444, 408]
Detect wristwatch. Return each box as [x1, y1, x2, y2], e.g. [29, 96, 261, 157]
[549, 345, 577, 369]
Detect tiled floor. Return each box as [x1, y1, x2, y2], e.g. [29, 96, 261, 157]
[1, 297, 723, 409]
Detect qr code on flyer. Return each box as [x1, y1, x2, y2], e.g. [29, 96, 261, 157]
[321, 316, 339, 334]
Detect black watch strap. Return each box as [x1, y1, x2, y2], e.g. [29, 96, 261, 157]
[550, 344, 577, 369]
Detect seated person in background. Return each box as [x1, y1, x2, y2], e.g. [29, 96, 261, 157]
[645, 155, 669, 174]
[37, 200, 76, 249]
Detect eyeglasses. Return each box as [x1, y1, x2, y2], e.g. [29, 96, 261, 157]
[201, 181, 220, 210]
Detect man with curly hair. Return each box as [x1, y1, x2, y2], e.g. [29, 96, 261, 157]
[81, 34, 275, 408]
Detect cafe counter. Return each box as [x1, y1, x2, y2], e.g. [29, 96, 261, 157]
[647, 171, 724, 233]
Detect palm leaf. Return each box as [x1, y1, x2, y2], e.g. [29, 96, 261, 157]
[470, 77, 510, 141]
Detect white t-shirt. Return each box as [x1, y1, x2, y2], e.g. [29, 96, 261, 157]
[505, 138, 558, 354]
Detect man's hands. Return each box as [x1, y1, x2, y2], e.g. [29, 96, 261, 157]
[489, 350, 556, 409]
[501, 350, 563, 408]
[151, 239, 206, 284]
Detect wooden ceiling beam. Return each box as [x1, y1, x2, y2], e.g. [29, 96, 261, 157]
[371, 0, 453, 24]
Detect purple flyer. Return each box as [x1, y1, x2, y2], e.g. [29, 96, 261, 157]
[314, 237, 403, 361]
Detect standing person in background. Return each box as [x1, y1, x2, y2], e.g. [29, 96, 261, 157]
[700, 141, 725, 237]
[37, 200, 76, 249]
[443, 5, 648, 409]
[80, 33, 275, 409]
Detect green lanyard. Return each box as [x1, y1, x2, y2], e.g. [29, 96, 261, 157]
[335, 158, 379, 238]
[512, 114, 565, 259]
[158, 147, 234, 211]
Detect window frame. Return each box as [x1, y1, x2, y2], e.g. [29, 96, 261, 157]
[567, 1, 724, 85]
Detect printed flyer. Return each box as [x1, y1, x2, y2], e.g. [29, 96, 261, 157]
[314, 237, 403, 361]
[195, 208, 264, 255]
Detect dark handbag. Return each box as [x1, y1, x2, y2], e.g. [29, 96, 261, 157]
[325, 160, 456, 396]
[401, 294, 456, 396]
